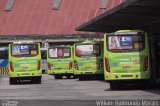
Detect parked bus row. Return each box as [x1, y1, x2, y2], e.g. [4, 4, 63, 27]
[1, 29, 156, 90]
[47, 41, 104, 80]
[6, 40, 104, 84]
[46, 29, 152, 90]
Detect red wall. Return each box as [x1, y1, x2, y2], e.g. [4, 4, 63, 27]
[0, 0, 126, 36]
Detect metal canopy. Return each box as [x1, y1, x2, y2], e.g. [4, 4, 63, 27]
[76, 0, 160, 33]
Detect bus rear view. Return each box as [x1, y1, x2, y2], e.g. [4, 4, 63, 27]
[104, 30, 150, 89]
[74, 41, 103, 80]
[47, 46, 74, 79]
[9, 42, 42, 84]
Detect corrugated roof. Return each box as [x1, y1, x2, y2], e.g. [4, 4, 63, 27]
[0, 0, 125, 36]
[76, 0, 160, 33]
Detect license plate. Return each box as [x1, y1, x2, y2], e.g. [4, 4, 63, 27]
[123, 66, 131, 71]
[22, 67, 29, 70]
[86, 67, 91, 70]
[21, 73, 30, 75]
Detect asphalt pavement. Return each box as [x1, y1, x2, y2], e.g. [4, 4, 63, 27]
[0, 74, 160, 106]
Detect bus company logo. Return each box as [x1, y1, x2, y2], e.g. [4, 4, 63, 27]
[123, 66, 131, 71]
[1, 99, 18, 106]
[112, 63, 118, 67]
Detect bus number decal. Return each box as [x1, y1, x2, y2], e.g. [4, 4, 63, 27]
[131, 57, 139, 61]
[112, 63, 118, 67]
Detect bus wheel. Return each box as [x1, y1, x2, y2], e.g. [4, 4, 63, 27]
[10, 78, 15, 85]
[67, 75, 71, 79]
[42, 70, 45, 74]
[72, 76, 76, 79]
[36, 78, 41, 84]
[110, 81, 120, 90]
[110, 81, 122, 90]
[79, 76, 84, 81]
[33, 77, 41, 84]
[55, 75, 62, 79]
[110, 82, 115, 90]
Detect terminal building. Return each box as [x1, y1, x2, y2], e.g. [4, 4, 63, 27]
[0, 0, 125, 46]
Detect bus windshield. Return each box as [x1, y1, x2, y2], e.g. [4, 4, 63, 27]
[107, 34, 145, 52]
[76, 44, 101, 57]
[48, 47, 71, 58]
[11, 44, 38, 57]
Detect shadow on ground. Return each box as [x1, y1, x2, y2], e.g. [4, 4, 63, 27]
[104, 83, 160, 95]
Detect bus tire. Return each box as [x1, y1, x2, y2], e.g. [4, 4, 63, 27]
[67, 75, 71, 79]
[55, 75, 61, 79]
[37, 78, 41, 84]
[110, 81, 122, 90]
[42, 70, 45, 74]
[72, 76, 76, 79]
[110, 81, 120, 90]
[33, 77, 41, 84]
[110, 82, 115, 90]
[10, 78, 15, 85]
[79, 76, 84, 81]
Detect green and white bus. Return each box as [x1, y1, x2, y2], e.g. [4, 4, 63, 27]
[9, 41, 42, 84]
[104, 30, 150, 89]
[47, 45, 74, 79]
[74, 41, 103, 80]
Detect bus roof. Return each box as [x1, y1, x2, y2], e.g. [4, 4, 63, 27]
[106, 30, 145, 36]
[13, 41, 35, 44]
